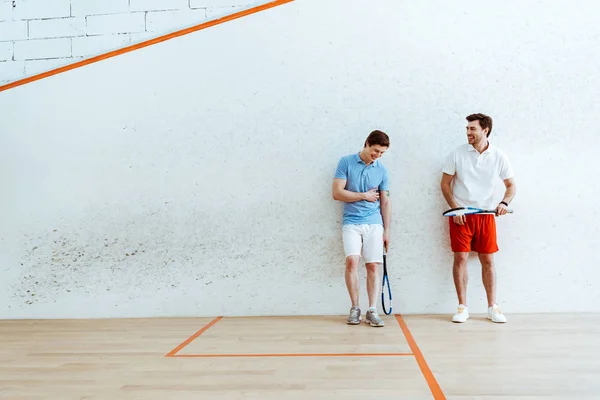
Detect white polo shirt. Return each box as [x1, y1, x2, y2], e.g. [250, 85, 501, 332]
[443, 142, 514, 209]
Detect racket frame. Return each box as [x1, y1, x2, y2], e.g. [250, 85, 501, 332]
[381, 253, 393, 315]
[442, 206, 513, 217]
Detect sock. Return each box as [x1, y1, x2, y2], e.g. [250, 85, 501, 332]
[368, 306, 377, 312]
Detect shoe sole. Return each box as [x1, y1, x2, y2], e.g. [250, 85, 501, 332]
[364, 319, 384, 327]
[486, 316, 507, 323]
[452, 315, 469, 323]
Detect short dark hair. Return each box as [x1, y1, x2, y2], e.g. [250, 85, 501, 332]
[466, 113, 493, 137]
[364, 130, 390, 147]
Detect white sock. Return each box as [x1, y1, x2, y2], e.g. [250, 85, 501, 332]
[368, 306, 377, 312]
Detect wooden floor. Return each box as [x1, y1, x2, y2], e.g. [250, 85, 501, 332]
[1, 313, 599, 399]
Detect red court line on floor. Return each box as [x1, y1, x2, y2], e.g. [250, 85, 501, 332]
[395, 315, 446, 400]
[0, 0, 294, 93]
[173, 352, 414, 358]
[165, 316, 222, 357]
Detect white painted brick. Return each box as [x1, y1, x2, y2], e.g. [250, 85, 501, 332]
[0, 41, 12, 61]
[72, 34, 130, 57]
[206, 6, 245, 19]
[29, 17, 86, 39]
[146, 9, 207, 32]
[14, 37, 71, 60]
[25, 56, 82, 75]
[86, 13, 146, 35]
[1, 1, 13, 22]
[190, 0, 251, 7]
[130, 0, 189, 12]
[71, 0, 129, 17]
[0, 21, 27, 41]
[13, 0, 70, 20]
[0, 60, 25, 81]
[130, 31, 158, 44]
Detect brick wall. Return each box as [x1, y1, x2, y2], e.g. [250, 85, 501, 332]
[0, 0, 256, 83]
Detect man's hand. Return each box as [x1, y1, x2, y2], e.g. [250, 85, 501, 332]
[363, 188, 379, 202]
[496, 202, 509, 216]
[453, 215, 466, 225]
[383, 230, 390, 253]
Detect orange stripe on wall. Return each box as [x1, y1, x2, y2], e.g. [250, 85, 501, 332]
[0, 0, 294, 93]
[395, 315, 447, 400]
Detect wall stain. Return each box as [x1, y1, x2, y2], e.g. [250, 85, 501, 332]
[14, 206, 345, 306]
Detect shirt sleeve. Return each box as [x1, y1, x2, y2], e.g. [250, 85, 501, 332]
[498, 151, 514, 180]
[334, 157, 348, 179]
[442, 150, 456, 175]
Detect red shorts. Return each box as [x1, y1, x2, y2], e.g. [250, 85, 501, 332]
[449, 214, 499, 253]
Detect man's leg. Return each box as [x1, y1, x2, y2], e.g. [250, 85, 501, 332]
[362, 225, 385, 327]
[475, 215, 506, 323]
[345, 255, 361, 307]
[449, 217, 473, 323]
[479, 253, 496, 307]
[453, 252, 469, 306]
[365, 262, 380, 310]
[342, 225, 363, 324]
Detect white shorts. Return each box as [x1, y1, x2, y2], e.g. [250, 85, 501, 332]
[342, 224, 384, 264]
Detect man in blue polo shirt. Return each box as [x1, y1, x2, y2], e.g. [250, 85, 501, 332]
[332, 130, 391, 327]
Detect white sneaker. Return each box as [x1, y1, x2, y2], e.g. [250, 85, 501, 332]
[452, 304, 469, 323]
[487, 304, 507, 323]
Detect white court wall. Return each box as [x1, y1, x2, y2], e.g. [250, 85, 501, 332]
[1, 0, 600, 319]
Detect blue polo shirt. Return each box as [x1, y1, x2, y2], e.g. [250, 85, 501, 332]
[334, 153, 390, 225]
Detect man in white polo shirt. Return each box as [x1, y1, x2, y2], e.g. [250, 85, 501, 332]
[440, 113, 516, 323]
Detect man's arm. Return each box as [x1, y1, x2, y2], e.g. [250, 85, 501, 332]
[332, 178, 379, 202]
[440, 173, 465, 225]
[440, 173, 459, 209]
[380, 189, 391, 252]
[496, 177, 516, 215]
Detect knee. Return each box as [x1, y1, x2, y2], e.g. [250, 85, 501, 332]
[365, 262, 379, 274]
[345, 256, 360, 272]
[454, 252, 469, 267]
[480, 255, 494, 268]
